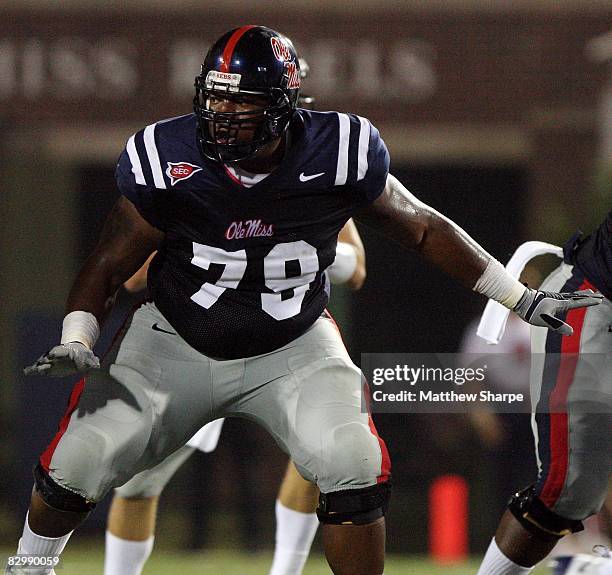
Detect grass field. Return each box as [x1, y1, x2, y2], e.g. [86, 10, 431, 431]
[2, 547, 551, 574]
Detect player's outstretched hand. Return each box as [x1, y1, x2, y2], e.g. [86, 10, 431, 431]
[513, 288, 603, 335]
[24, 342, 100, 377]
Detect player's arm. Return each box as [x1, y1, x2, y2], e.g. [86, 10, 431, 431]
[328, 219, 366, 290]
[66, 197, 163, 316]
[25, 197, 164, 376]
[358, 174, 489, 288]
[357, 174, 602, 332]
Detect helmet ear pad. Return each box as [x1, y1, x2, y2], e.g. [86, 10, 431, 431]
[193, 25, 301, 163]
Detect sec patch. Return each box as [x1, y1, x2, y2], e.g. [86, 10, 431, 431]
[166, 162, 203, 186]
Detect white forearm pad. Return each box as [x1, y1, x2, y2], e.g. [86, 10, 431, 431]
[473, 258, 527, 309]
[327, 242, 358, 285]
[60, 311, 100, 350]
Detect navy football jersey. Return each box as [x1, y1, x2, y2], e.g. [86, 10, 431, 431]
[115, 109, 389, 358]
[563, 210, 612, 301]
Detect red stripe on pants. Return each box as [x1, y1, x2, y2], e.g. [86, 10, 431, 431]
[325, 308, 391, 483]
[39, 378, 86, 472]
[368, 414, 392, 483]
[539, 280, 592, 506]
[362, 382, 392, 483]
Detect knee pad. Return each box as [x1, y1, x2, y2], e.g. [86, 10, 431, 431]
[315, 421, 389, 495]
[317, 481, 391, 525]
[34, 463, 96, 514]
[508, 485, 583, 538]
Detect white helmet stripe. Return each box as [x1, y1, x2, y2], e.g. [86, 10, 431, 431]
[126, 134, 146, 185]
[143, 123, 167, 189]
[357, 116, 370, 181]
[335, 113, 350, 186]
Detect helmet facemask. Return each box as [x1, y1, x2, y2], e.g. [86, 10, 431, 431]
[194, 76, 294, 164]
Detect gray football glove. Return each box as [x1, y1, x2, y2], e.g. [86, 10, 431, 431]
[513, 288, 603, 335]
[23, 342, 100, 377]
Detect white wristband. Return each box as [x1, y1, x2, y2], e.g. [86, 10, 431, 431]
[327, 242, 358, 285]
[60, 311, 100, 350]
[473, 258, 527, 309]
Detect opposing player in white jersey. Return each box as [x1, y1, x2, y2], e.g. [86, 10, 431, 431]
[104, 219, 365, 575]
[13, 26, 601, 575]
[477, 212, 611, 575]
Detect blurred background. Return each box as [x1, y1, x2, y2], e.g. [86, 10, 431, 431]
[1, 0, 610, 567]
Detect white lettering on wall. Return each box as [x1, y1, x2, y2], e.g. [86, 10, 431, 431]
[0, 38, 138, 99]
[0, 36, 435, 104]
[166, 38, 437, 102]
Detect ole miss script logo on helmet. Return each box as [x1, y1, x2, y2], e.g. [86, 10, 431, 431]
[166, 162, 203, 186]
[270, 37, 300, 89]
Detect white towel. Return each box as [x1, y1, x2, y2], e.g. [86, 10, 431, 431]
[476, 241, 563, 344]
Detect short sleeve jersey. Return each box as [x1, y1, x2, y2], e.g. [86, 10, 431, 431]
[115, 109, 389, 358]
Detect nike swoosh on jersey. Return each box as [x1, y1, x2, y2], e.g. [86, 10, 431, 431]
[152, 323, 177, 335]
[299, 171, 325, 182]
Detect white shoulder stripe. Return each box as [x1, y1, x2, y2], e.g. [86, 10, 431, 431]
[335, 113, 350, 186]
[157, 113, 192, 125]
[357, 116, 370, 181]
[143, 123, 167, 189]
[126, 135, 146, 185]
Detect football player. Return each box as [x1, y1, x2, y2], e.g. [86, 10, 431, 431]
[14, 26, 601, 575]
[103, 219, 365, 575]
[477, 212, 611, 575]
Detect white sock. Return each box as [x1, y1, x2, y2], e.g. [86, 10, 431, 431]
[269, 500, 319, 575]
[103, 531, 154, 575]
[477, 537, 534, 575]
[14, 512, 72, 575]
